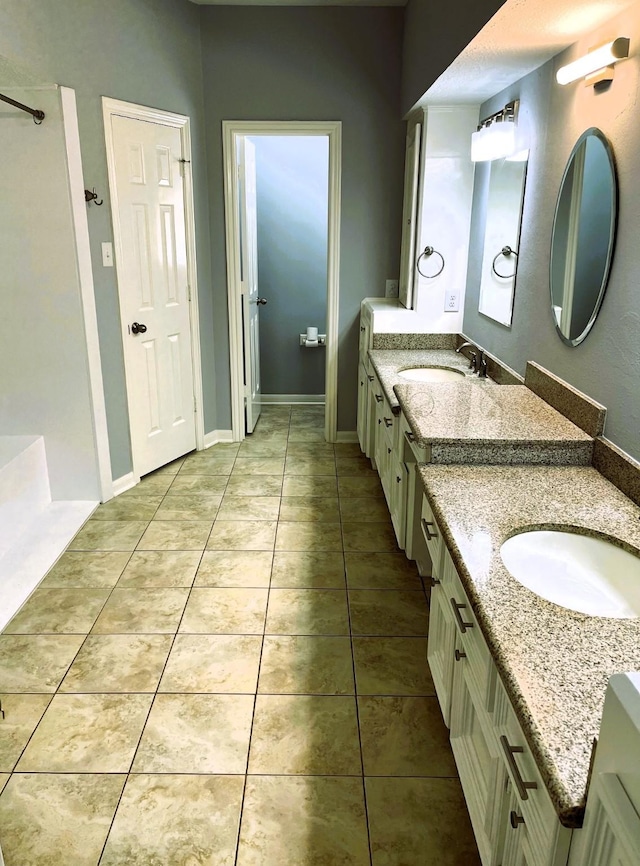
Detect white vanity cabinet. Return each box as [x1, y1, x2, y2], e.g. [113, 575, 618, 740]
[426, 501, 574, 866]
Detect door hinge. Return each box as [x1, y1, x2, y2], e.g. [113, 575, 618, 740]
[178, 157, 190, 177]
[193, 396, 197, 415]
[187, 284, 191, 302]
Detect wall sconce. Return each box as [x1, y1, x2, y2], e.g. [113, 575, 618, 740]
[471, 100, 519, 162]
[556, 38, 630, 86]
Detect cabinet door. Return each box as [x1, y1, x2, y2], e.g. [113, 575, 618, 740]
[357, 361, 368, 453]
[427, 577, 457, 727]
[500, 777, 535, 866]
[450, 638, 504, 866]
[389, 456, 407, 550]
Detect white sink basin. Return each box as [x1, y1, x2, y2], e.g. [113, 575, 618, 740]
[500, 529, 640, 618]
[397, 367, 466, 383]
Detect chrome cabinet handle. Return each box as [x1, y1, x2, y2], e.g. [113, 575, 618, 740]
[421, 519, 437, 541]
[384, 417, 393, 428]
[450, 598, 474, 633]
[500, 736, 538, 801]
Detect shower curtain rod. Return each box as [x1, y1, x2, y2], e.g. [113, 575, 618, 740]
[0, 92, 45, 124]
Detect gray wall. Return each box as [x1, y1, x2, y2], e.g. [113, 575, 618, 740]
[463, 3, 640, 461]
[253, 136, 328, 398]
[200, 6, 406, 432]
[0, 0, 214, 480]
[401, 0, 505, 115]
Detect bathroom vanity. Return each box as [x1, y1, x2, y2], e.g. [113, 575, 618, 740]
[356, 300, 640, 866]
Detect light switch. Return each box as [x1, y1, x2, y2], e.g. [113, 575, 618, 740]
[101, 242, 114, 267]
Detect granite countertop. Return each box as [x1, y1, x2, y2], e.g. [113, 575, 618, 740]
[418, 463, 640, 827]
[368, 349, 485, 413]
[396, 383, 593, 465]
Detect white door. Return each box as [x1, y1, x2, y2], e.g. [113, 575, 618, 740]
[238, 137, 262, 433]
[109, 114, 196, 477]
[398, 122, 422, 310]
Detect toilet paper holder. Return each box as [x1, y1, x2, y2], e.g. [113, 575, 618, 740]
[299, 333, 327, 346]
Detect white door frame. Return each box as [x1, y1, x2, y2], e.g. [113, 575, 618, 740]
[103, 97, 205, 481]
[222, 120, 342, 443]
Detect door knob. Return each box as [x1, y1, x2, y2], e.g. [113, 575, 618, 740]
[256, 298, 268, 306]
[131, 322, 147, 334]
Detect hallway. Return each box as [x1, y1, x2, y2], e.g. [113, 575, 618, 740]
[0, 405, 479, 865]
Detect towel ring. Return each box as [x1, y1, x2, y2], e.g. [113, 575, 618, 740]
[492, 246, 518, 278]
[416, 246, 445, 279]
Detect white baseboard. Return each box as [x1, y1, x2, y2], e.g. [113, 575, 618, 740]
[112, 472, 138, 497]
[335, 431, 359, 443]
[263, 394, 325, 405]
[204, 430, 234, 449]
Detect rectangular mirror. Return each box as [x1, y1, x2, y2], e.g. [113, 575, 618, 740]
[477, 155, 528, 327]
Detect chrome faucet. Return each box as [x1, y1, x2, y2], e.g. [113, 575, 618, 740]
[456, 341, 488, 377]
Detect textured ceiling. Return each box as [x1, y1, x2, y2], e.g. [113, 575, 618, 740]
[423, 0, 637, 104]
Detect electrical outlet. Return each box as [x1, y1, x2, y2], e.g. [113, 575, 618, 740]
[445, 291, 460, 312]
[385, 279, 399, 298]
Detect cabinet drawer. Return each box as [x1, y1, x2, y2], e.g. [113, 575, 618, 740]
[421, 495, 443, 578]
[493, 681, 571, 865]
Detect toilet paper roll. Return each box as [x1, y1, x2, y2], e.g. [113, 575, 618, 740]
[306, 326, 318, 341]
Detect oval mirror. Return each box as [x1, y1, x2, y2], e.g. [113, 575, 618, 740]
[549, 128, 617, 346]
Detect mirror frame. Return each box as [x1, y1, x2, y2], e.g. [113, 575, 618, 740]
[549, 127, 618, 347]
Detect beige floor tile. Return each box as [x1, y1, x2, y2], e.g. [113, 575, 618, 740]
[101, 774, 244, 866]
[287, 441, 335, 457]
[0, 635, 85, 692]
[237, 776, 370, 866]
[232, 457, 285, 476]
[266, 589, 349, 635]
[207, 519, 277, 551]
[195, 550, 272, 587]
[287, 428, 326, 443]
[132, 694, 254, 773]
[342, 521, 399, 553]
[91, 588, 189, 634]
[282, 475, 338, 497]
[353, 637, 434, 696]
[243, 428, 288, 441]
[217, 495, 281, 521]
[275, 522, 343, 552]
[0, 775, 8, 794]
[147, 456, 185, 475]
[359, 696, 456, 776]
[89, 495, 161, 522]
[270, 551, 345, 588]
[16, 694, 152, 772]
[137, 520, 212, 550]
[339, 496, 391, 523]
[39, 551, 130, 589]
[68, 520, 147, 551]
[133, 475, 174, 494]
[59, 634, 172, 692]
[225, 474, 283, 496]
[179, 454, 236, 475]
[259, 636, 354, 695]
[349, 590, 429, 636]
[248, 695, 361, 774]
[0, 773, 126, 866]
[338, 475, 383, 497]
[153, 493, 222, 521]
[0, 694, 52, 771]
[205, 442, 242, 455]
[336, 457, 378, 477]
[4, 588, 110, 634]
[345, 552, 422, 589]
[279, 496, 340, 522]
[180, 588, 268, 634]
[238, 439, 288, 457]
[284, 457, 336, 476]
[333, 443, 363, 458]
[169, 474, 229, 494]
[366, 777, 481, 865]
[117, 550, 201, 588]
[159, 634, 262, 692]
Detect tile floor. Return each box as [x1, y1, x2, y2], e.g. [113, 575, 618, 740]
[0, 405, 480, 865]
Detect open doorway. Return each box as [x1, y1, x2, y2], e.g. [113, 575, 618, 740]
[223, 121, 342, 443]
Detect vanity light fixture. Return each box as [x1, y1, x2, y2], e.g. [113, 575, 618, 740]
[556, 38, 630, 86]
[471, 100, 519, 162]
